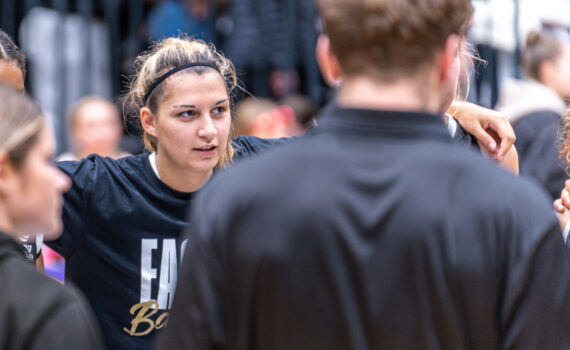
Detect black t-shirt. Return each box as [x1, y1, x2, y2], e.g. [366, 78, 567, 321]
[46, 136, 284, 350]
[158, 107, 570, 349]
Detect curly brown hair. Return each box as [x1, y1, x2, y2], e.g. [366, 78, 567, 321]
[317, 0, 473, 81]
[558, 112, 570, 174]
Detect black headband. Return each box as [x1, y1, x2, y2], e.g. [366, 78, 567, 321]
[142, 62, 219, 104]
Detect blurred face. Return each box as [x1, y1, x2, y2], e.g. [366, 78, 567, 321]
[72, 101, 123, 158]
[0, 61, 24, 93]
[4, 124, 71, 238]
[146, 70, 231, 176]
[548, 44, 570, 99]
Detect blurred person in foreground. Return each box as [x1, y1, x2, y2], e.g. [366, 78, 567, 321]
[0, 84, 102, 349]
[496, 30, 570, 199]
[0, 28, 45, 269]
[58, 96, 130, 162]
[157, 0, 570, 349]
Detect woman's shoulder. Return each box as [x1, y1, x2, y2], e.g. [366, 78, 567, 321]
[231, 135, 291, 159]
[57, 153, 147, 176]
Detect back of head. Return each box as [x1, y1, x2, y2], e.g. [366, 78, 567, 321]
[0, 29, 26, 78]
[317, 0, 473, 81]
[522, 31, 563, 82]
[0, 84, 43, 168]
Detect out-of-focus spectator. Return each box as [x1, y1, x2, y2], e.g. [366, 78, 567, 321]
[468, 0, 570, 108]
[58, 96, 130, 161]
[281, 94, 318, 133]
[496, 30, 570, 199]
[147, 0, 217, 44]
[234, 95, 316, 138]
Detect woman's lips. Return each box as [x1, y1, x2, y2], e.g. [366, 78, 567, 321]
[194, 146, 217, 157]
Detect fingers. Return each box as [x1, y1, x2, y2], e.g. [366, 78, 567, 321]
[554, 199, 565, 213]
[485, 114, 516, 161]
[469, 126, 498, 155]
[562, 187, 570, 210]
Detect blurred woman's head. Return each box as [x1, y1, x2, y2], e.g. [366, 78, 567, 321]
[68, 96, 124, 159]
[0, 85, 70, 238]
[124, 37, 237, 176]
[0, 29, 25, 93]
[523, 30, 570, 99]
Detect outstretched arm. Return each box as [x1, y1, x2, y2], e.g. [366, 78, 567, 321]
[448, 101, 516, 162]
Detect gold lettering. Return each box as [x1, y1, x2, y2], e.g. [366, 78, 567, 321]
[123, 300, 159, 336]
[155, 312, 169, 330]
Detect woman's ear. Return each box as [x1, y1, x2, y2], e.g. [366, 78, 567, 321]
[140, 107, 157, 138]
[439, 34, 461, 85]
[316, 35, 343, 87]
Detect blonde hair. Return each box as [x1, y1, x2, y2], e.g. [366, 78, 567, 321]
[0, 84, 44, 168]
[124, 37, 238, 168]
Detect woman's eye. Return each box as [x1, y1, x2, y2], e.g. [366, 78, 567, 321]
[179, 110, 196, 118]
[212, 107, 225, 115]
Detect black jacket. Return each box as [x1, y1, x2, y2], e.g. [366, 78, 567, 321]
[158, 107, 570, 350]
[513, 111, 567, 200]
[0, 232, 103, 350]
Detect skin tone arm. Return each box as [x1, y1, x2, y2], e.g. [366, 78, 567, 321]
[316, 36, 519, 174]
[448, 101, 519, 175]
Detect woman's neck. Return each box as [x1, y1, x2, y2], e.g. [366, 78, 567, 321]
[0, 204, 17, 238]
[155, 152, 213, 193]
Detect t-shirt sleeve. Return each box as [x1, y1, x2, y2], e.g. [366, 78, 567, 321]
[451, 122, 481, 153]
[46, 157, 98, 258]
[500, 186, 570, 348]
[231, 135, 293, 161]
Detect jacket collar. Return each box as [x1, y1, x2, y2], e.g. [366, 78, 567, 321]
[0, 232, 25, 261]
[316, 104, 452, 142]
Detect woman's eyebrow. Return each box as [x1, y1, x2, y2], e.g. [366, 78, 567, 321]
[215, 98, 229, 105]
[171, 104, 196, 109]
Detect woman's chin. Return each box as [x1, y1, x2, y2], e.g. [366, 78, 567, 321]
[41, 221, 63, 241]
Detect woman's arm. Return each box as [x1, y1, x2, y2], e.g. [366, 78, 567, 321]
[476, 128, 519, 175]
[448, 101, 516, 162]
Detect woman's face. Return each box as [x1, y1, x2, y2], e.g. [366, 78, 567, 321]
[549, 44, 570, 99]
[4, 124, 71, 238]
[0, 61, 24, 93]
[145, 70, 231, 176]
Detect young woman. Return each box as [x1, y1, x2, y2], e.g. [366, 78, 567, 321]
[45, 36, 518, 350]
[0, 28, 45, 269]
[0, 84, 102, 349]
[45, 37, 282, 350]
